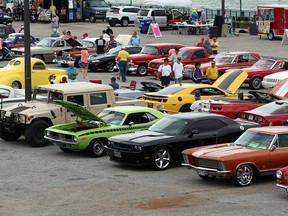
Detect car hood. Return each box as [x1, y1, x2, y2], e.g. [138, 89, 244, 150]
[192, 144, 258, 160]
[90, 53, 115, 60]
[65, 38, 82, 47]
[110, 130, 174, 144]
[150, 57, 166, 64]
[270, 78, 288, 98]
[264, 71, 288, 79]
[55, 100, 107, 124]
[130, 53, 155, 60]
[115, 34, 132, 46]
[212, 69, 248, 94]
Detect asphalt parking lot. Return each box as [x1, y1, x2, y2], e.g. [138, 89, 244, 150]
[0, 21, 288, 216]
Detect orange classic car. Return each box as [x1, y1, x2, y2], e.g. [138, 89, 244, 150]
[182, 126, 288, 187]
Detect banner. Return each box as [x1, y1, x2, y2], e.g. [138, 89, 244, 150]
[147, 23, 162, 37]
[256, 20, 270, 34]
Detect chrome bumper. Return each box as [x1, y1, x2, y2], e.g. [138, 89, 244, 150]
[44, 135, 79, 146]
[182, 163, 230, 177]
[276, 183, 288, 190]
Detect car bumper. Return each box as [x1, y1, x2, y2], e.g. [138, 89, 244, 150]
[105, 146, 148, 166]
[54, 58, 75, 66]
[276, 183, 288, 191]
[181, 163, 230, 177]
[0, 120, 23, 134]
[106, 17, 120, 23]
[261, 81, 276, 89]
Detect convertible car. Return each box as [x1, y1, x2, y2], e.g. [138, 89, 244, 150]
[45, 102, 166, 157]
[201, 78, 288, 119]
[182, 126, 288, 186]
[0, 58, 66, 89]
[143, 70, 247, 113]
[105, 113, 257, 170]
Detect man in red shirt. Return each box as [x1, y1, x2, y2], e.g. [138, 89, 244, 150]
[196, 38, 204, 47]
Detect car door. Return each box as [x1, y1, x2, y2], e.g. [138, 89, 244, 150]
[269, 134, 288, 170]
[153, 10, 167, 27]
[31, 61, 49, 87]
[192, 87, 227, 100]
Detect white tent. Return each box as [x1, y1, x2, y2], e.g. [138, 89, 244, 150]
[142, 0, 192, 7]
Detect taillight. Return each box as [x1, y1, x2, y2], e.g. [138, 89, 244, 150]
[113, 11, 119, 14]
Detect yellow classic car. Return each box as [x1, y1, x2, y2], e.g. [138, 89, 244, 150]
[143, 70, 248, 113]
[0, 58, 66, 89]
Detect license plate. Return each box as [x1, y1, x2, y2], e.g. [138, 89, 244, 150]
[114, 151, 121, 158]
[248, 115, 254, 120]
[148, 103, 153, 108]
[197, 170, 207, 176]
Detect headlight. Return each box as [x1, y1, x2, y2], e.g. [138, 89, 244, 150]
[17, 114, 27, 123]
[276, 170, 282, 179]
[46, 130, 51, 137]
[133, 145, 142, 152]
[182, 154, 189, 164]
[73, 136, 77, 142]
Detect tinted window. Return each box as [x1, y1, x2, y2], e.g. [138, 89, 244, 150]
[193, 88, 224, 96]
[90, 92, 107, 105]
[248, 55, 259, 62]
[132, 8, 140, 13]
[33, 62, 46, 70]
[189, 119, 227, 133]
[193, 50, 205, 58]
[67, 95, 84, 106]
[108, 7, 119, 13]
[123, 112, 150, 125]
[127, 47, 141, 54]
[138, 9, 149, 16]
[278, 134, 288, 148]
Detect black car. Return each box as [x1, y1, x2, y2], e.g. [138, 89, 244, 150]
[105, 113, 258, 170]
[88, 45, 142, 72]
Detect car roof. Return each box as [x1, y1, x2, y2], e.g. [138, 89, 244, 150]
[112, 6, 139, 9]
[11, 57, 45, 64]
[145, 43, 184, 47]
[220, 51, 259, 55]
[104, 106, 159, 113]
[248, 126, 288, 134]
[35, 82, 113, 94]
[168, 112, 228, 120]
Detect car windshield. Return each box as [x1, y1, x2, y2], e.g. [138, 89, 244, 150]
[33, 89, 48, 102]
[252, 101, 288, 114]
[234, 130, 275, 149]
[179, 49, 191, 59]
[253, 59, 276, 69]
[5, 34, 16, 42]
[81, 41, 94, 49]
[108, 46, 121, 55]
[141, 45, 158, 55]
[90, 0, 109, 7]
[214, 53, 236, 63]
[97, 110, 125, 125]
[37, 38, 56, 47]
[154, 86, 184, 95]
[149, 117, 189, 134]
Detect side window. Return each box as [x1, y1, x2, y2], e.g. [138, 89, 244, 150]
[248, 55, 259, 62]
[193, 88, 224, 96]
[188, 120, 227, 133]
[33, 62, 46, 70]
[146, 112, 157, 121]
[132, 8, 140, 13]
[67, 95, 84, 106]
[160, 48, 169, 55]
[127, 47, 141, 54]
[193, 50, 205, 58]
[278, 134, 288, 148]
[122, 8, 129, 13]
[90, 92, 107, 105]
[123, 113, 150, 125]
[155, 10, 166, 16]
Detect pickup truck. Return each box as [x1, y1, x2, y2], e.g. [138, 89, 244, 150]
[148, 47, 213, 77]
[0, 82, 144, 147]
[128, 43, 184, 76]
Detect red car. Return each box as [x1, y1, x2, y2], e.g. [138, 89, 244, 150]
[183, 51, 261, 79]
[237, 99, 288, 126]
[148, 47, 212, 77]
[276, 166, 288, 193]
[230, 58, 286, 90]
[128, 43, 184, 76]
[202, 78, 288, 119]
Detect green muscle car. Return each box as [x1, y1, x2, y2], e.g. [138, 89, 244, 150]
[44, 101, 166, 157]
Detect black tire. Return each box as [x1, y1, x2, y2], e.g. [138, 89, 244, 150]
[121, 18, 129, 27]
[249, 77, 262, 90]
[151, 146, 172, 171]
[89, 14, 96, 23]
[108, 21, 116, 27]
[11, 81, 21, 89]
[104, 60, 115, 72]
[32, 54, 44, 61]
[137, 64, 148, 76]
[87, 139, 106, 157]
[233, 164, 254, 187]
[25, 120, 51, 147]
[179, 104, 191, 112]
[0, 131, 21, 141]
[59, 147, 73, 153]
[198, 174, 216, 180]
[268, 31, 274, 40]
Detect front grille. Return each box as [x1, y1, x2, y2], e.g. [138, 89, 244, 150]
[49, 132, 74, 143]
[192, 156, 223, 170]
[112, 142, 134, 151]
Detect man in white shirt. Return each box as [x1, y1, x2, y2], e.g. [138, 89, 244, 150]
[172, 57, 184, 86]
[169, 48, 181, 63]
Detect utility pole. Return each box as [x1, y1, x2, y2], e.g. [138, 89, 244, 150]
[221, 0, 225, 21]
[24, 0, 31, 101]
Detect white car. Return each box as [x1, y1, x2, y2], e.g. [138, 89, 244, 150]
[106, 6, 140, 27]
[262, 71, 288, 88]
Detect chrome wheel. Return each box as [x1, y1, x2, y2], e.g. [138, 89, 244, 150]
[121, 18, 129, 27]
[268, 32, 274, 40]
[88, 139, 105, 157]
[137, 65, 147, 76]
[104, 60, 115, 72]
[89, 15, 96, 23]
[234, 164, 254, 186]
[249, 77, 262, 90]
[151, 147, 171, 170]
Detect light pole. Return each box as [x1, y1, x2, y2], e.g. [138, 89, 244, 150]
[240, 0, 243, 17]
[24, 0, 31, 101]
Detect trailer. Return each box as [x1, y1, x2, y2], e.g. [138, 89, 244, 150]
[256, 4, 288, 40]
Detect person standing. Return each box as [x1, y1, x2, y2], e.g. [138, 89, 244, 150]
[200, 8, 206, 24]
[158, 58, 172, 87]
[51, 14, 60, 31]
[169, 48, 181, 63]
[172, 57, 184, 86]
[117, 46, 129, 82]
[109, 77, 119, 90]
[206, 60, 219, 84]
[48, 74, 58, 84]
[203, 38, 212, 55]
[66, 63, 79, 82]
[211, 37, 219, 55]
[105, 35, 117, 52]
[191, 61, 204, 83]
[130, 31, 141, 46]
[7, 22, 15, 34]
[80, 45, 89, 79]
[196, 38, 204, 47]
[95, 35, 106, 54]
[50, 28, 60, 37]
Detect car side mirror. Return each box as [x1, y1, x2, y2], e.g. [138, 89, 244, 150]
[188, 129, 199, 138]
[129, 122, 134, 126]
[271, 145, 277, 151]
